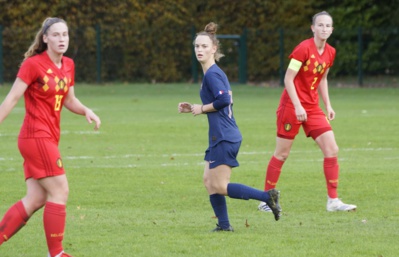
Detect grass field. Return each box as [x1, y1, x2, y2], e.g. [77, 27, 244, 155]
[0, 83, 398, 257]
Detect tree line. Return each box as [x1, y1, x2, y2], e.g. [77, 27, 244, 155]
[1, 0, 398, 84]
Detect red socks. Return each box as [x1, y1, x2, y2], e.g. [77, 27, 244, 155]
[44, 202, 66, 257]
[0, 200, 29, 245]
[265, 156, 339, 198]
[264, 156, 284, 191]
[0, 201, 67, 256]
[324, 157, 339, 198]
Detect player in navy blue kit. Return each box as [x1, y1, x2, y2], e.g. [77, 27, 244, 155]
[178, 22, 281, 232]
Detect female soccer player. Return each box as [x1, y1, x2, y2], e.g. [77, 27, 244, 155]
[178, 22, 281, 232]
[0, 17, 101, 257]
[258, 11, 356, 213]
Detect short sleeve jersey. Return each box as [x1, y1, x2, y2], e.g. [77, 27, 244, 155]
[200, 64, 242, 147]
[17, 51, 75, 142]
[280, 38, 336, 109]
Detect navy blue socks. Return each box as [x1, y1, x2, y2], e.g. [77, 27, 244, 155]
[209, 184, 272, 229]
[227, 183, 270, 202]
[209, 194, 230, 229]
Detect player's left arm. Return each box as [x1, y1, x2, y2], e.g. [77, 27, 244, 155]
[63, 86, 101, 130]
[318, 68, 335, 120]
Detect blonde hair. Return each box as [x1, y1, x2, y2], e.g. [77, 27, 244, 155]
[312, 11, 333, 25]
[23, 17, 67, 61]
[195, 22, 224, 62]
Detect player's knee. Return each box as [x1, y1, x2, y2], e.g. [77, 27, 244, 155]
[60, 187, 70, 202]
[327, 144, 339, 156]
[23, 195, 46, 214]
[203, 176, 216, 193]
[203, 176, 210, 189]
[31, 200, 46, 212]
[275, 152, 289, 161]
[203, 179, 227, 195]
[47, 187, 69, 204]
[333, 145, 339, 155]
[56, 185, 70, 199]
[212, 185, 227, 195]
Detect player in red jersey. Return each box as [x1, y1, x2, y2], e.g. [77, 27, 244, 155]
[258, 11, 356, 213]
[0, 17, 101, 257]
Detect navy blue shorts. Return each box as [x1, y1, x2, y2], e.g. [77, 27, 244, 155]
[204, 141, 241, 169]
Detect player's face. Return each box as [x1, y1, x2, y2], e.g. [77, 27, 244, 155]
[194, 35, 216, 64]
[43, 22, 69, 55]
[312, 15, 333, 41]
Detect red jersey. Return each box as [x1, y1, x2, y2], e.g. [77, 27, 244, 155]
[17, 51, 75, 143]
[280, 38, 335, 109]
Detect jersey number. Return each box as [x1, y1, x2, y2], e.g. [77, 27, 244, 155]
[311, 77, 318, 90]
[54, 95, 63, 111]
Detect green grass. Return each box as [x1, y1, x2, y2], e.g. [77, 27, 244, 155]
[0, 83, 398, 257]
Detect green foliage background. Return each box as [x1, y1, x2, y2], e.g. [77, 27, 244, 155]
[0, 0, 399, 83]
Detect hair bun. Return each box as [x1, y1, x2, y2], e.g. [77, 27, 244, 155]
[204, 22, 218, 35]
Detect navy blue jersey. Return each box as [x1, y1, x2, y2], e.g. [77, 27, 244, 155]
[200, 64, 242, 147]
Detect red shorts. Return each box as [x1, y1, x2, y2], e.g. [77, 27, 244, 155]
[276, 105, 332, 140]
[18, 137, 65, 180]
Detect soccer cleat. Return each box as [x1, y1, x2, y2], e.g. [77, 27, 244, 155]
[211, 224, 234, 232]
[258, 201, 272, 212]
[264, 189, 282, 221]
[326, 197, 357, 212]
[48, 251, 73, 257]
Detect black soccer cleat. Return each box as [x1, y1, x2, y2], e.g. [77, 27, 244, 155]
[211, 224, 234, 232]
[265, 189, 282, 221]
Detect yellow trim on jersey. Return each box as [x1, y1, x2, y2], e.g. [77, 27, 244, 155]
[288, 58, 302, 72]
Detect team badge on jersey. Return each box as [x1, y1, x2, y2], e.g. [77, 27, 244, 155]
[55, 76, 68, 92]
[284, 123, 292, 131]
[316, 63, 324, 73]
[56, 158, 63, 168]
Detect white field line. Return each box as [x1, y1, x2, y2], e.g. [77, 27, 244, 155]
[0, 148, 397, 170]
[63, 147, 396, 160]
[69, 147, 398, 169]
[61, 130, 101, 135]
[0, 130, 101, 137]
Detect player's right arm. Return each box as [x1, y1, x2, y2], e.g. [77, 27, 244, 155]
[284, 58, 307, 122]
[0, 77, 28, 125]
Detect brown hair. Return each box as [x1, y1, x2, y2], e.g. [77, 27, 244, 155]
[312, 11, 333, 25]
[23, 17, 67, 61]
[195, 22, 224, 62]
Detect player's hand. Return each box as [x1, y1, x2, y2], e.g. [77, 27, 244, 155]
[85, 109, 101, 130]
[326, 106, 335, 120]
[191, 104, 202, 116]
[178, 102, 192, 113]
[295, 105, 307, 122]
